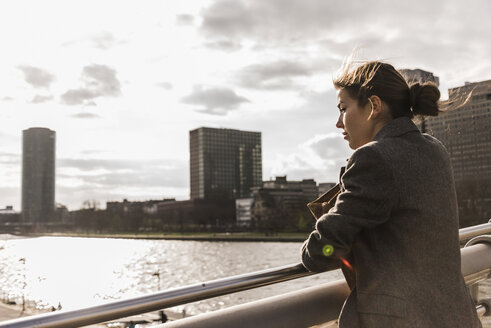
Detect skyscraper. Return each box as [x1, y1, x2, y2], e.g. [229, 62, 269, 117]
[22, 127, 56, 223]
[190, 127, 262, 200]
[424, 79, 491, 226]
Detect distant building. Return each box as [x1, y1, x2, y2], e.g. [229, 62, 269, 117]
[0, 206, 20, 231]
[22, 127, 56, 223]
[251, 176, 319, 232]
[236, 198, 253, 227]
[157, 198, 235, 230]
[106, 199, 144, 215]
[399, 68, 440, 87]
[424, 79, 491, 226]
[0, 205, 15, 215]
[190, 127, 262, 200]
[106, 198, 175, 216]
[55, 204, 70, 223]
[262, 176, 319, 202]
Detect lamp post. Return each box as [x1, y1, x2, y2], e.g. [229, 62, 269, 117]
[152, 271, 160, 291]
[18, 258, 26, 313]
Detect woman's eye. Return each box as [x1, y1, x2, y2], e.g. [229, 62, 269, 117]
[339, 107, 346, 113]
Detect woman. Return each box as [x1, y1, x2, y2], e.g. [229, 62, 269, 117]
[301, 61, 481, 327]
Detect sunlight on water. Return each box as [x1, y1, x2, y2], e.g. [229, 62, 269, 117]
[0, 235, 341, 314]
[2, 235, 488, 324]
[1, 237, 150, 309]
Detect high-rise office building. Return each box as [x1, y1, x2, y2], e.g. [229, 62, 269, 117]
[22, 127, 56, 223]
[424, 79, 491, 226]
[190, 127, 262, 200]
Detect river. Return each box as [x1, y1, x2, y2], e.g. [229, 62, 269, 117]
[0, 235, 341, 315]
[0, 235, 489, 327]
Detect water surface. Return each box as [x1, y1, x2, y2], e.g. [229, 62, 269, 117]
[0, 235, 340, 314]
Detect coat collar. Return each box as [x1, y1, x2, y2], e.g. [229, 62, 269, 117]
[373, 117, 419, 141]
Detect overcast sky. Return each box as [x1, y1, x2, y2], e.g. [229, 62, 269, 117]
[1, 0, 490, 210]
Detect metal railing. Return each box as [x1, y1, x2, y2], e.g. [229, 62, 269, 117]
[1, 222, 490, 328]
[459, 221, 491, 241]
[160, 236, 491, 328]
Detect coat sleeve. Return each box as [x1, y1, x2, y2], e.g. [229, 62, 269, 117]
[301, 145, 396, 272]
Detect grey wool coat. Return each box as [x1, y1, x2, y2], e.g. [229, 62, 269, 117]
[301, 117, 481, 327]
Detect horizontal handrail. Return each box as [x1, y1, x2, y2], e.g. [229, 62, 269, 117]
[0, 264, 313, 328]
[157, 279, 350, 328]
[133, 242, 491, 328]
[459, 222, 491, 241]
[1, 222, 490, 328]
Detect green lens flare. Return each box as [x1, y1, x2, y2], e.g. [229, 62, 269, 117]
[322, 244, 334, 256]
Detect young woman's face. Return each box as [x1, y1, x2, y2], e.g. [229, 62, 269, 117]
[336, 89, 374, 150]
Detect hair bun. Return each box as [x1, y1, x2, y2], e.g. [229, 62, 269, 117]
[409, 82, 440, 116]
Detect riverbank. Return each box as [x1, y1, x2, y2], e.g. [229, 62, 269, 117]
[21, 232, 310, 242]
[0, 302, 31, 322]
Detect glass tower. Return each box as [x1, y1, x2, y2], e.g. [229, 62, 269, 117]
[22, 127, 56, 223]
[190, 127, 262, 200]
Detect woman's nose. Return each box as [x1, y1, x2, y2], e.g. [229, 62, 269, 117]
[336, 113, 344, 129]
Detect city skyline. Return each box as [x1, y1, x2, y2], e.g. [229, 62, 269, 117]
[1, 0, 490, 210]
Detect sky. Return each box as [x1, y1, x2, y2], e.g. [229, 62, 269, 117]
[1, 0, 490, 211]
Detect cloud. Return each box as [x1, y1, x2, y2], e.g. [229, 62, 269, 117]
[235, 60, 313, 90]
[0, 152, 20, 165]
[181, 85, 250, 115]
[56, 157, 188, 208]
[304, 133, 348, 160]
[61, 89, 98, 106]
[156, 82, 173, 90]
[90, 31, 118, 50]
[80, 150, 108, 155]
[261, 95, 351, 183]
[59, 158, 136, 171]
[61, 64, 121, 106]
[176, 14, 195, 26]
[82, 64, 121, 96]
[31, 94, 53, 104]
[63, 32, 125, 50]
[199, 0, 444, 45]
[199, 0, 491, 85]
[199, 0, 349, 46]
[71, 112, 100, 119]
[269, 152, 346, 184]
[57, 157, 188, 189]
[200, 0, 255, 39]
[0, 153, 21, 209]
[17, 66, 55, 89]
[266, 132, 351, 184]
[0, 187, 20, 209]
[204, 40, 242, 52]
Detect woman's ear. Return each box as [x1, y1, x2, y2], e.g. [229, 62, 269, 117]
[367, 95, 383, 120]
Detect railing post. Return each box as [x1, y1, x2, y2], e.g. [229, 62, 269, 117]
[464, 234, 491, 307]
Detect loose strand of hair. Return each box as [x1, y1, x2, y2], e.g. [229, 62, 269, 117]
[438, 86, 475, 113]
